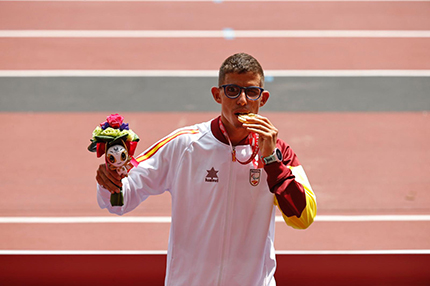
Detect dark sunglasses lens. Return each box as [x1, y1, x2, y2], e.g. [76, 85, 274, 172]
[246, 88, 261, 99]
[225, 85, 240, 97]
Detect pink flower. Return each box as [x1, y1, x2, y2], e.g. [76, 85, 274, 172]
[106, 114, 124, 128]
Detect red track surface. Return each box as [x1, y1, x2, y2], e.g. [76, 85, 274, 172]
[1, 2, 429, 30]
[1, 1, 429, 285]
[2, 38, 430, 70]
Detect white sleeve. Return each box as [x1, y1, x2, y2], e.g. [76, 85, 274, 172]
[96, 127, 196, 215]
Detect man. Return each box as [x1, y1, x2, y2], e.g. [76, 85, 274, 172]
[96, 53, 317, 286]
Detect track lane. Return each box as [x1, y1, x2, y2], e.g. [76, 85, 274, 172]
[2, 221, 429, 251]
[1, 1, 430, 30]
[1, 38, 430, 70]
[1, 112, 428, 217]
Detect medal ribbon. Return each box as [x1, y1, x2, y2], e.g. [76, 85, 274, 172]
[218, 117, 260, 166]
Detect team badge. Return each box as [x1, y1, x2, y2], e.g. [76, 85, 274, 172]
[205, 167, 219, 183]
[249, 169, 261, 186]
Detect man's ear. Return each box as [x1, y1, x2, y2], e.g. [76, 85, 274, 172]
[211, 86, 222, 104]
[259, 91, 270, 107]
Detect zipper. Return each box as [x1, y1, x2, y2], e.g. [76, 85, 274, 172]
[217, 156, 235, 286]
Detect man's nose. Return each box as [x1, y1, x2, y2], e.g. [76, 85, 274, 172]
[236, 90, 248, 105]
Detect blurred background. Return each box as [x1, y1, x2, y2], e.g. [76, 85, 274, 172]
[0, 0, 429, 285]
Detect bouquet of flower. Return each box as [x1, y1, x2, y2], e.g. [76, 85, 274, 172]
[88, 114, 140, 206]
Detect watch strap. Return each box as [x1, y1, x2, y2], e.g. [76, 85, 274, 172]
[263, 148, 282, 165]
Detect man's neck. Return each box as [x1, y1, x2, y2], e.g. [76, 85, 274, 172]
[220, 117, 249, 146]
[226, 128, 249, 146]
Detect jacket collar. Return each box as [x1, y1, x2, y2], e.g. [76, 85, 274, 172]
[211, 116, 249, 146]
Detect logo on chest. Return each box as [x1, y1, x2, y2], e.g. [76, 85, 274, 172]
[205, 167, 219, 183]
[249, 169, 261, 186]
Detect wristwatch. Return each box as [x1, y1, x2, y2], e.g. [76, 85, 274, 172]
[263, 148, 283, 165]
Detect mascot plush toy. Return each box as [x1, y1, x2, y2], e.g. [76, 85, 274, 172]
[88, 114, 140, 206]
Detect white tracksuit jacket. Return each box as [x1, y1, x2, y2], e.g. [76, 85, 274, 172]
[97, 117, 317, 286]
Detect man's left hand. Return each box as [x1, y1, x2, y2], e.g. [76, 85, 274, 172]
[243, 114, 278, 158]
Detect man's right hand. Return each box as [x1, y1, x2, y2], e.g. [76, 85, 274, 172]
[96, 163, 123, 194]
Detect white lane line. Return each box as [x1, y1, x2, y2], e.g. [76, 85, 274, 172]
[1, 215, 429, 223]
[0, 250, 168, 255]
[1, 30, 430, 38]
[0, 216, 172, 223]
[309, 215, 430, 222]
[275, 250, 430, 255]
[1, 70, 430, 77]
[1, 250, 429, 255]
[1, 0, 429, 2]
[0, 70, 218, 77]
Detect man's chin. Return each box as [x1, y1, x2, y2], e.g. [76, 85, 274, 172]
[233, 119, 245, 128]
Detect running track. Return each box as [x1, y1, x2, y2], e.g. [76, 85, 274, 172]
[0, 1, 429, 285]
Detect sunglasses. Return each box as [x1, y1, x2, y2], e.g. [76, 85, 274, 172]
[220, 84, 264, 101]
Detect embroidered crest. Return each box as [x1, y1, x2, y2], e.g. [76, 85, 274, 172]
[249, 169, 261, 186]
[205, 167, 219, 183]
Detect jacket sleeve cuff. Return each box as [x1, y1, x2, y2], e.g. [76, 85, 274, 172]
[264, 161, 293, 191]
[264, 163, 307, 217]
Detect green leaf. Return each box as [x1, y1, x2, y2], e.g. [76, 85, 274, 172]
[94, 135, 116, 142]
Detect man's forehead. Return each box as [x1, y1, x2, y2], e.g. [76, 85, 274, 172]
[222, 72, 262, 85]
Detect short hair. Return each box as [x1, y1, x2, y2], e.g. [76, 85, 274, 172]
[218, 53, 265, 87]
